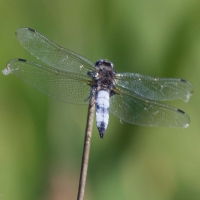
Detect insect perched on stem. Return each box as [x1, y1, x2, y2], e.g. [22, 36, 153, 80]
[2, 28, 193, 138]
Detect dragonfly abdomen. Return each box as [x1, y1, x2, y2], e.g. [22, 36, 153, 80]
[95, 90, 110, 138]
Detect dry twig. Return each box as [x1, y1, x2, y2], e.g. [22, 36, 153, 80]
[77, 91, 95, 200]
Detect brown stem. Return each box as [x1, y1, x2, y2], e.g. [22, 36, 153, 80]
[77, 91, 95, 200]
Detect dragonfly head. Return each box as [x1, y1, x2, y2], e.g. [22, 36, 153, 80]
[95, 60, 114, 69]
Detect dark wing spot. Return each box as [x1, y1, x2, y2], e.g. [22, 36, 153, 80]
[178, 109, 185, 114]
[28, 28, 36, 32]
[18, 59, 26, 62]
[181, 79, 187, 83]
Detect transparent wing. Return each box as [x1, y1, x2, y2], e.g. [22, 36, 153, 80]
[15, 28, 95, 77]
[3, 59, 91, 104]
[115, 73, 193, 102]
[110, 87, 190, 127]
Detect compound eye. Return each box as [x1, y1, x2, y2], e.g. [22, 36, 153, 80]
[95, 60, 103, 67]
[102, 60, 114, 68]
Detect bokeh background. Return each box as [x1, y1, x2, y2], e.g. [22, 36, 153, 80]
[0, 0, 200, 200]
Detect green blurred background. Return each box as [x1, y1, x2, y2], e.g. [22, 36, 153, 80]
[0, 0, 200, 200]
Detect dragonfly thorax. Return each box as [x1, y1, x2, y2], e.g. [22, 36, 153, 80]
[91, 60, 116, 92]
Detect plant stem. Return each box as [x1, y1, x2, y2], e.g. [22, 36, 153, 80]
[77, 91, 95, 200]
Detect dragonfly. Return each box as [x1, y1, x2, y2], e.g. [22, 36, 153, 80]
[2, 28, 193, 138]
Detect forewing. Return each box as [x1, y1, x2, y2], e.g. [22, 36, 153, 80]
[115, 73, 193, 102]
[110, 88, 190, 127]
[15, 28, 95, 77]
[3, 59, 91, 104]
